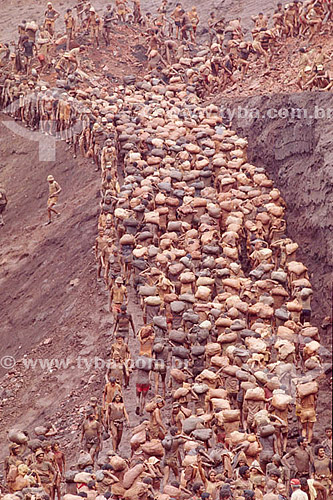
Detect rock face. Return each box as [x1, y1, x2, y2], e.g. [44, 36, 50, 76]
[224, 92, 333, 346]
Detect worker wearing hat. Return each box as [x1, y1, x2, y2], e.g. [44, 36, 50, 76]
[290, 478, 308, 499]
[4, 442, 24, 492]
[44, 2, 59, 36]
[30, 448, 56, 497]
[109, 276, 128, 322]
[46, 175, 61, 225]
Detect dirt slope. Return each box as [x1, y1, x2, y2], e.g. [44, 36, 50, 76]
[221, 91, 333, 348]
[0, 114, 102, 453]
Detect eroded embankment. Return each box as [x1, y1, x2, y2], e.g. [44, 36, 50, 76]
[222, 92, 333, 348]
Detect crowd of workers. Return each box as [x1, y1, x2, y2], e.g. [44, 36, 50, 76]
[1, 1, 332, 500]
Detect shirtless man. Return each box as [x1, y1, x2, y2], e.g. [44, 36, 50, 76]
[148, 397, 167, 440]
[44, 2, 59, 37]
[103, 5, 115, 46]
[296, 47, 312, 89]
[46, 175, 61, 225]
[136, 364, 151, 415]
[107, 352, 128, 388]
[282, 437, 314, 480]
[64, 9, 75, 51]
[41, 89, 54, 135]
[95, 229, 107, 281]
[103, 242, 121, 290]
[0, 182, 8, 226]
[81, 409, 102, 463]
[4, 443, 24, 493]
[171, 3, 183, 39]
[103, 376, 122, 411]
[109, 276, 128, 320]
[113, 304, 135, 342]
[87, 8, 100, 48]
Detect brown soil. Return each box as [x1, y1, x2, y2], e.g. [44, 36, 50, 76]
[221, 91, 333, 348]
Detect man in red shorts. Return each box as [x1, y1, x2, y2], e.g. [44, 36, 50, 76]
[135, 363, 151, 416]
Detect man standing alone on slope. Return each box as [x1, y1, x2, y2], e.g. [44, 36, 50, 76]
[46, 175, 61, 225]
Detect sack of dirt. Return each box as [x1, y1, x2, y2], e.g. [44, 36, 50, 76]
[65, 471, 78, 483]
[244, 387, 265, 401]
[211, 355, 229, 368]
[144, 211, 160, 225]
[120, 234, 135, 245]
[153, 316, 168, 330]
[198, 369, 218, 381]
[141, 439, 164, 457]
[195, 285, 212, 301]
[229, 431, 245, 446]
[123, 464, 144, 489]
[222, 409, 241, 423]
[170, 301, 186, 314]
[259, 424, 275, 438]
[74, 472, 93, 484]
[211, 398, 230, 410]
[182, 417, 202, 435]
[130, 429, 147, 448]
[139, 285, 157, 296]
[208, 388, 228, 399]
[191, 345, 206, 357]
[205, 342, 222, 357]
[191, 428, 212, 442]
[192, 383, 209, 395]
[169, 329, 187, 343]
[180, 272, 196, 284]
[145, 400, 157, 413]
[170, 368, 187, 383]
[27, 439, 43, 451]
[8, 429, 28, 445]
[222, 365, 238, 376]
[109, 455, 127, 472]
[173, 387, 189, 400]
[172, 346, 189, 359]
[144, 296, 162, 306]
[297, 381, 319, 398]
[135, 356, 153, 371]
[77, 451, 93, 467]
[217, 332, 238, 344]
[301, 326, 319, 338]
[271, 393, 292, 410]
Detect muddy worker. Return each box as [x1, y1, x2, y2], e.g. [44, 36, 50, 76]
[30, 449, 56, 497]
[4, 443, 24, 493]
[44, 2, 59, 36]
[171, 3, 183, 39]
[109, 276, 128, 320]
[313, 445, 332, 493]
[148, 396, 167, 439]
[107, 392, 130, 451]
[112, 304, 136, 341]
[103, 376, 122, 411]
[0, 182, 8, 226]
[282, 437, 314, 480]
[103, 5, 115, 46]
[80, 408, 102, 464]
[135, 362, 151, 416]
[64, 9, 75, 51]
[87, 7, 100, 48]
[46, 175, 61, 225]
